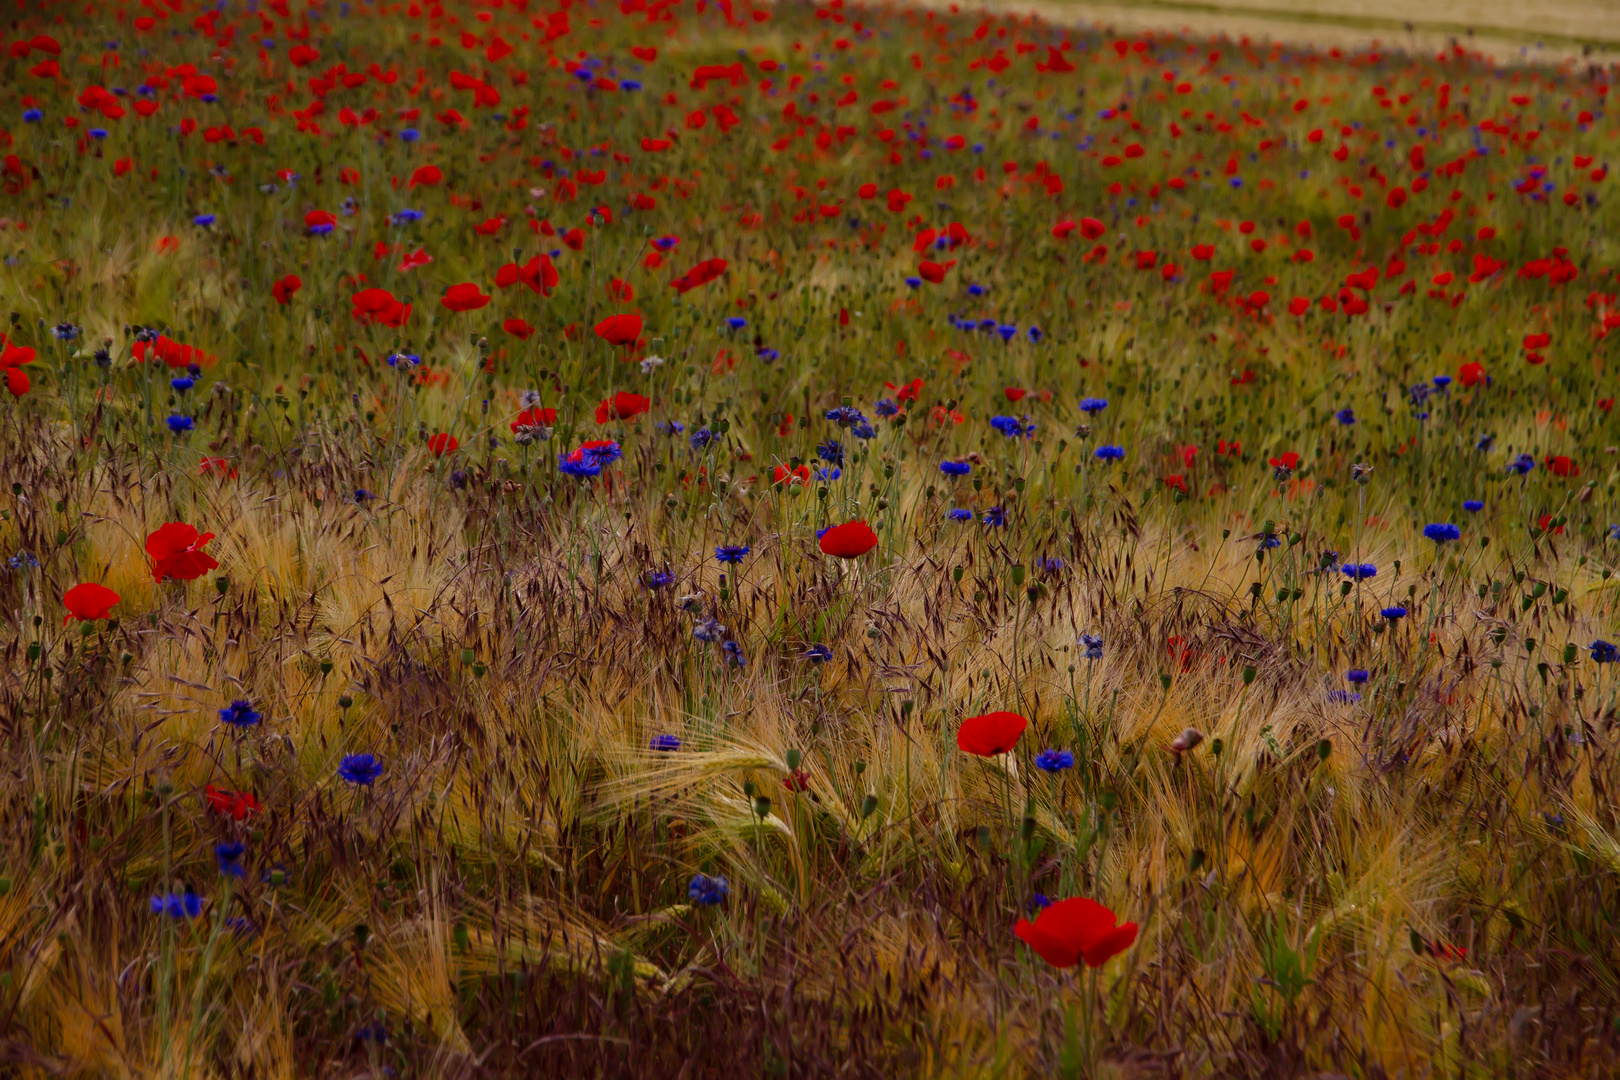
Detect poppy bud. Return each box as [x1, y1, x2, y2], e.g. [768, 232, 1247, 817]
[861, 794, 879, 818]
[1242, 666, 1257, 684]
[785, 749, 802, 771]
[1170, 728, 1204, 753]
[754, 796, 772, 820]
[1317, 738, 1332, 761]
[338, 696, 353, 710]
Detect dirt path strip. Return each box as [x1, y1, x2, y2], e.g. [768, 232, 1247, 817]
[898, 0, 1620, 68]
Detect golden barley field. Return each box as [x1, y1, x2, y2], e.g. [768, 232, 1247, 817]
[2, 0, 1620, 1075]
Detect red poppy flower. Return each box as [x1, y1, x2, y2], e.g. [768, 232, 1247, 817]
[495, 254, 558, 296]
[1165, 473, 1188, 493]
[408, 163, 443, 187]
[62, 582, 120, 623]
[594, 312, 644, 346]
[773, 463, 810, 487]
[594, 391, 651, 423]
[271, 274, 302, 305]
[1459, 361, 1487, 387]
[1546, 455, 1580, 477]
[428, 433, 459, 457]
[510, 406, 557, 431]
[147, 522, 220, 582]
[1268, 451, 1300, 471]
[351, 287, 412, 327]
[1004, 387, 1027, 402]
[956, 711, 1027, 756]
[918, 259, 955, 284]
[819, 520, 879, 559]
[1079, 217, 1105, 240]
[304, 209, 337, 231]
[671, 257, 728, 293]
[440, 282, 491, 312]
[503, 317, 535, 339]
[1014, 897, 1139, 968]
[199, 457, 237, 479]
[204, 784, 261, 821]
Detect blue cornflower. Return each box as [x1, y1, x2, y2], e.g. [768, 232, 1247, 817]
[1433, 375, 1453, 389]
[817, 467, 841, 481]
[1336, 408, 1356, 425]
[150, 889, 202, 919]
[6, 550, 40, 570]
[1591, 640, 1619, 664]
[997, 324, 1017, 342]
[824, 406, 867, 428]
[689, 427, 716, 450]
[645, 571, 674, 589]
[166, 414, 195, 434]
[400, 128, 420, 143]
[1423, 523, 1461, 543]
[947, 508, 973, 522]
[1035, 748, 1075, 773]
[1463, 500, 1484, 512]
[989, 415, 1033, 438]
[650, 733, 682, 751]
[688, 873, 729, 906]
[219, 700, 262, 727]
[1040, 557, 1065, 573]
[309, 222, 334, 236]
[23, 109, 42, 123]
[1261, 536, 1281, 549]
[967, 283, 986, 296]
[620, 79, 643, 91]
[940, 460, 971, 476]
[1093, 445, 1124, 461]
[905, 276, 922, 288]
[1327, 690, 1363, 704]
[817, 439, 844, 465]
[353, 488, 375, 504]
[805, 643, 834, 663]
[1079, 397, 1108, 413]
[1080, 634, 1103, 660]
[1029, 893, 1053, 913]
[557, 454, 601, 478]
[1508, 453, 1536, 475]
[714, 545, 750, 564]
[658, 420, 686, 436]
[52, 322, 81, 341]
[170, 376, 195, 393]
[216, 842, 245, 878]
[1342, 563, 1377, 581]
[1381, 606, 1409, 621]
[386, 351, 420, 367]
[1346, 669, 1370, 684]
[725, 316, 747, 330]
[1476, 435, 1495, 452]
[874, 397, 899, 418]
[851, 422, 877, 441]
[722, 640, 746, 667]
[693, 618, 726, 643]
[338, 753, 383, 786]
[982, 507, 1006, 527]
[389, 208, 424, 225]
[1027, 326, 1044, 343]
[89, 128, 108, 139]
[757, 347, 779, 362]
[194, 214, 216, 227]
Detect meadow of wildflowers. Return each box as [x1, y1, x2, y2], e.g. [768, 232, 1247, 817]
[4, 0, 1620, 1074]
